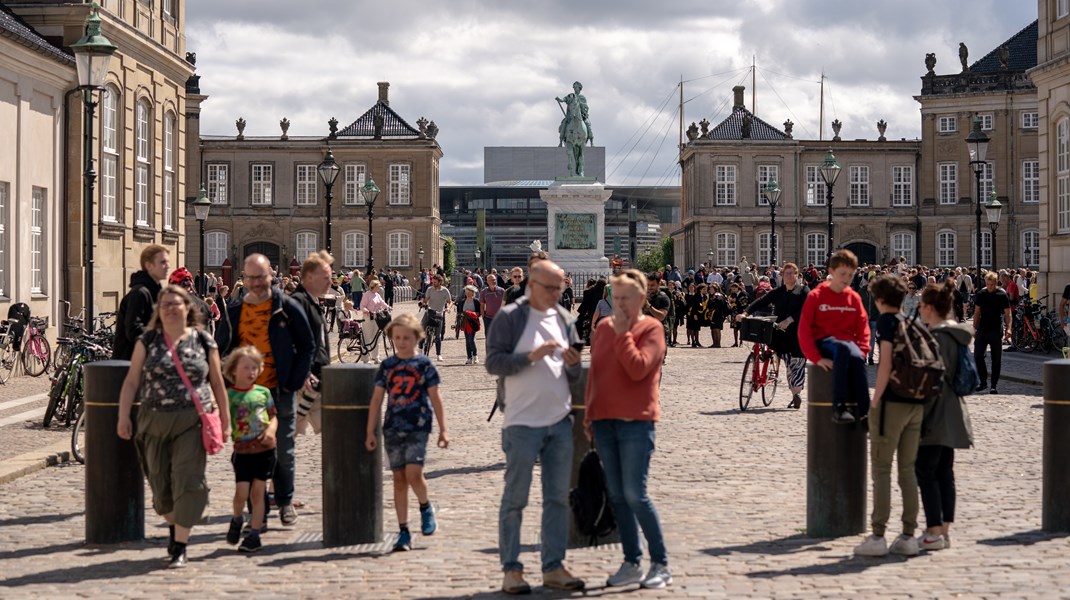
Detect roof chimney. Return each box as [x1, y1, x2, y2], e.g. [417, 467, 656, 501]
[733, 86, 745, 109]
[377, 81, 390, 106]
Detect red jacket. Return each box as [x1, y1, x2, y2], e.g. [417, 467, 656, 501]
[797, 281, 871, 363]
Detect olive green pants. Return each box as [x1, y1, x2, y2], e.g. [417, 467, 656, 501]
[135, 408, 209, 528]
[867, 400, 924, 537]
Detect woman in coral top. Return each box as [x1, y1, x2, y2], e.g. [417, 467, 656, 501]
[584, 269, 671, 590]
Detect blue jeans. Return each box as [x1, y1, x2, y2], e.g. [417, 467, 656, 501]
[270, 387, 297, 507]
[867, 320, 877, 361]
[817, 337, 870, 418]
[593, 420, 668, 566]
[499, 416, 573, 573]
[465, 330, 478, 359]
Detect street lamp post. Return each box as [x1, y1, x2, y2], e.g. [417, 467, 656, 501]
[362, 178, 381, 276]
[193, 185, 212, 295]
[418, 246, 425, 271]
[985, 192, 1003, 273]
[707, 248, 715, 270]
[70, 3, 116, 332]
[474, 247, 482, 270]
[317, 149, 340, 254]
[763, 179, 782, 267]
[818, 150, 842, 266]
[966, 117, 991, 278]
[629, 199, 638, 264]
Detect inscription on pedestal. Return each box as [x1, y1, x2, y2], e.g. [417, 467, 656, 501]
[555, 213, 597, 250]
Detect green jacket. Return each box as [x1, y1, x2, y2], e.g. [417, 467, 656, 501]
[922, 321, 975, 448]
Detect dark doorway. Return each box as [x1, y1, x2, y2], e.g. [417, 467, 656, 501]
[844, 242, 878, 266]
[243, 242, 281, 270]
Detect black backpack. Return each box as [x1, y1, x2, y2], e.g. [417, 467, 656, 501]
[569, 448, 616, 545]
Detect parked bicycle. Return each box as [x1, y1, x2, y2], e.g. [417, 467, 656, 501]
[20, 317, 52, 377]
[421, 308, 446, 356]
[337, 310, 394, 363]
[43, 333, 111, 428]
[738, 316, 779, 411]
[0, 303, 33, 384]
[1012, 301, 1069, 354]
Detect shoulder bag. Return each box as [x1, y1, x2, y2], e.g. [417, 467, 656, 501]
[164, 330, 224, 455]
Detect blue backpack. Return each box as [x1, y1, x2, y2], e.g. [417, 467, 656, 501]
[947, 336, 981, 397]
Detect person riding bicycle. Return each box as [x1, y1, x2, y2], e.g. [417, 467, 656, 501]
[420, 274, 452, 361]
[735, 262, 811, 409]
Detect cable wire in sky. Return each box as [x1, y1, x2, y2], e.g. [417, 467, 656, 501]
[758, 67, 815, 140]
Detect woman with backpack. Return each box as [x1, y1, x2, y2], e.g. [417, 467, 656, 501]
[915, 281, 974, 551]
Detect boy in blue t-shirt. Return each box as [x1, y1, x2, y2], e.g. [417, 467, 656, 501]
[366, 313, 449, 552]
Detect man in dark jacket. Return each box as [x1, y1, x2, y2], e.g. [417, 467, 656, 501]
[216, 253, 314, 525]
[290, 252, 333, 386]
[112, 244, 169, 360]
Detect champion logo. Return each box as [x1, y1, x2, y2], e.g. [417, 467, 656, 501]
[818, 304, 857, 313]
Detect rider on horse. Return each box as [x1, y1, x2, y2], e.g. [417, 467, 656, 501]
[557, 81, 593, 147]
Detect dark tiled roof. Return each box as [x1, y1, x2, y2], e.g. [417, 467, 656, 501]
[0, 4, 74, 66]
[707, 107, 790, 141]
[337, 101, 420, 138]
[970, 20, 1037, 74]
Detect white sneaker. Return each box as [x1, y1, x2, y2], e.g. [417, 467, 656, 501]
[853, 534, 888, 557]
[944, 533, 951, 548]
[918, 533, 946, 551]
[889, 534, 920, 556]
[436, 355, 443, 362]
[606, 561, 643, 587]
[464, 358, 472, 365]
[472, 356, 479, 365]
[640, 562, 672, 589]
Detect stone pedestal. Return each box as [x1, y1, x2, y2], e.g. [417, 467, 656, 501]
[541, 179, 612, 276]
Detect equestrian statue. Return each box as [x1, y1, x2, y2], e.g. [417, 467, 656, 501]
[556, 81, 594, 177]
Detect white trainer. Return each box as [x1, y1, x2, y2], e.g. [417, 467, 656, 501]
[889, 534, 920, 556]
[606, 561, 643, 587]
[853, 534, 888, 557]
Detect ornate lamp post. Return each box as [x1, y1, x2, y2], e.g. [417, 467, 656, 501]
[707, 248, 715, 269]
[317, 149, 340, 254]
[985, 192, 1003, 273]
[418, 246, 425, 271]
[475, 247, 482, 270]
[966, 117, 991, 277]
[763, 179, 782, 267]
[362, 178, 381, 275]
[818, 149, 842, 266]
[192, 185, 212, 295]
[70, 3, 116, 331]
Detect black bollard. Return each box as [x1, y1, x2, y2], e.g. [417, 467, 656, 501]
[321, 363, 382, 547]
[84, 361, 144, 544]
[1042, 360, 1070, 532]
[567, 363, 621, 548]
[806, 364, 867, 538]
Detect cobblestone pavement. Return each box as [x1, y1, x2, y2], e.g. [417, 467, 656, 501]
[0, 309, 1067, 598]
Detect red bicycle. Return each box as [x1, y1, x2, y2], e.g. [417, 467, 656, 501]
[738, 316, 780, 411]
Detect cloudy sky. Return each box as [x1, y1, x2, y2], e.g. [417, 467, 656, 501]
[186, 0, 1037, 186]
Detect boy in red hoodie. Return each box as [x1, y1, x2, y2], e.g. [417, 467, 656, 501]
[798, 249, 871, 424]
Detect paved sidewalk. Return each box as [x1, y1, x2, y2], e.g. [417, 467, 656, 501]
[0, 316, 1067, 598]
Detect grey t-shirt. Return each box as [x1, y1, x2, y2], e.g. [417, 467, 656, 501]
[425, 286, 452, 312]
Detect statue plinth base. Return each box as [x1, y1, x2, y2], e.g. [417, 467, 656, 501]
[541, 181, 612, 277]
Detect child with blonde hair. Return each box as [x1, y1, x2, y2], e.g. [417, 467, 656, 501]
[366, 313, 449, 551]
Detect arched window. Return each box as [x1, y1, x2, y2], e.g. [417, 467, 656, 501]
[100, 85, 120, 222]
[388, 230, 411, 267]
[715, 232, 737, 267]
[205, 231, 228, 266]
[805, 232, 827, 267]
[295, 231, 319, 262]
[343, 231, 367, 268]
[163, 112, 175, 230]
[135, 99, 151, 226]
[936, 230, 957, 267]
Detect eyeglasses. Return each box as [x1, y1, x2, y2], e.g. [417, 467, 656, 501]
[245, 273, 271, 281]
[530, 279, 565, 293]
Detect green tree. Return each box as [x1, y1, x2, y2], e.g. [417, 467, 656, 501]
[442, 235, 456, 275]
[635, 236, 675, 273]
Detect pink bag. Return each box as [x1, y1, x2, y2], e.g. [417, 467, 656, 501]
[164, 330, 224, 455]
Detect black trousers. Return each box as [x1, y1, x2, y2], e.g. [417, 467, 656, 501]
[915, 445, 956, 529]
[974, 328, 1003, 387]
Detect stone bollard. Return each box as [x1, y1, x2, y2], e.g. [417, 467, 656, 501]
[567, 363, 621, 548]
[321, 363, 382, 547]
[806, 364, 867, 538]
[84, 361, 144, 544]
[1042, 360, 1070, 532]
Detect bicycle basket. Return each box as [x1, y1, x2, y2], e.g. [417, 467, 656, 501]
[374, 310, 393, 330]
[740, 316, 777, 345]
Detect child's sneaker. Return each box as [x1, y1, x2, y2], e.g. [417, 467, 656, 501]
[832, 409, 856, 424]
[226, 516, 243, 545]
[918, 532, 946, 551]
[420, 502, 437, 536]
[889, 533, 920, 556]
[393, 528, 412, 552]
[238, 534, 262, 553]
[853, 534, 888, 557]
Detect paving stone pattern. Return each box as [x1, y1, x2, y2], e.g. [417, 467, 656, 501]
[0, 308, 1067, 598]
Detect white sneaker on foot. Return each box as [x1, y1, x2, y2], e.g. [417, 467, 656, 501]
[889, 533, 920, 556]
[606, 561, 642, 587]
[436, 355, 443, 362]
[853, 534, 888, 557]
[918, 533, 946, 551]
[640, 562, 672, 589]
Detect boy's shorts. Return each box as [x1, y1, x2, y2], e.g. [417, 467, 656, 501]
[231, 449, 277, 483]
[383, 430, 429, 471]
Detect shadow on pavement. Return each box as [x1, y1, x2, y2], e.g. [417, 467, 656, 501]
[976, 529, 1070, 546]
[475, 543, 539, 555]
[423, 582, 635, 599]
[746, 553, 911, 578]
[699, 408, 779, 417]
[701, 533, 831, 557]
[0, 511, 81, 528]
[0, 540, 89, 562]
[427, 462, 505, 480]
[0, 557, 163, 587]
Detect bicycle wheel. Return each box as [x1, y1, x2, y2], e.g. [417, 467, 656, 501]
[762, 355, 780, 407]
[72, 410, 86, 464]
[43, 370, 69, 427]
[63, 367, 83, 428]
[381, 330, 395, 357]
[22, 335, 50, 377]
[422, 326, 436, 356]
[52, 341, 71, 374]
[336, 334, 361, 363]
[739, 354, 756, 411]
[1051, 324, 1069, 353]
[0, 339, 18, 384]
[1019, 326, 1038, 353]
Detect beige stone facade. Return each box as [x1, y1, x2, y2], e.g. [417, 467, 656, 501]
[185, 83, 442, 283]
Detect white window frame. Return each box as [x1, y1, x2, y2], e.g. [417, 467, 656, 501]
[0, 181, 6, 297]
[805, 165, 826, 206]
[388, 163, 411, 205]
[849, 165, 870, 206]
[1022, 229, 1040, 267]
[205, 231, 228, 266]
[343, 231, 367, 268]
[892, 232, 914, 267]
[100, 85, 119, 222]
[937, 230, 957, 268]
[31, 187, 45, 294]
[1022, 111, 1039, 129]
[938, 115, 957, 133]
[756, 165, 778, 206]
[163, 112, 175, 230]
[251, 164, 273, 206]
[939, 162, 958, 205]
[757, 231, 777, 267]
[295, 164, 318, 206]
[715, 165, 736, 206]
[1060, 0, 1069, 19]
[805, 232, 827, 267]
[715, 232, 737, 267]
[295, 231, 318, 262]
[1023, 160, 1040, 204]
[344, 164, 367, 205]
[980, 161, 995, 200]
[975, 230, 993, 269]
[207, 163, 228, 205]
[388, 230, 411, 267]
[135, 100, 151, 227]
[1059, 118, 1070, 232]
[891, 166, 913, 207]
[979, 113, 994, 131]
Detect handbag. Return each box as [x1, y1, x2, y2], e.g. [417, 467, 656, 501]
[163, 330, 225, 455]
